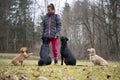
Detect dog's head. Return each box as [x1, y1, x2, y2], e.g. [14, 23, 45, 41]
[60, 36, 69, 45]
[20, 47, 27, 53]
[60, 36, 69, 42]
[41, 37, 49, 44]
[87, 48, 96, 56]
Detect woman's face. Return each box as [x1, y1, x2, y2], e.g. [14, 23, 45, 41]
[47, 7, 52, 13]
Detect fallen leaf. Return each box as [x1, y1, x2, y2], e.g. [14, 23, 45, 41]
[13, 75, 19, 80]
[21, 74, 30, 80]
[83, 68, 86, 71]
[33, 72, 40, 77]
[107, 74, 111, 79]
[39, 76, 48, 80]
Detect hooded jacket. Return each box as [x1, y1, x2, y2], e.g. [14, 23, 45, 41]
[41, 13, 61, 38]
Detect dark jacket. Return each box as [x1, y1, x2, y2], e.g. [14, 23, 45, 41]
[41, 13, 61, 38]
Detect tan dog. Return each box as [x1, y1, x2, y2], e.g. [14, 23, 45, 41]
[11, 47, 33, 66]
[87, 48, 109, 66]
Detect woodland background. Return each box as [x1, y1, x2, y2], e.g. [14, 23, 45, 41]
[0, 0, 120, 60]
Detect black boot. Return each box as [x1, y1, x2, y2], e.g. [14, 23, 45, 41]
[54, 58, 58, 65]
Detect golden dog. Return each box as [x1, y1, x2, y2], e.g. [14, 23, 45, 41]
[87, 48, 109, 66]
[11, 47, 33, 66]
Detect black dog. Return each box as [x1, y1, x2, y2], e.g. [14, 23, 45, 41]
[60, 36, 76, 65]
[38, 37, 52, 66]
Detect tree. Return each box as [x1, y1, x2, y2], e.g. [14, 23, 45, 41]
[0, 0, 35, 52]
[61, 0, 120, 60]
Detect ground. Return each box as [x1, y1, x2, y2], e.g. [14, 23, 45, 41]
[0, 53, 120, 80]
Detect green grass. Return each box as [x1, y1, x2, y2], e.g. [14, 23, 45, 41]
[0, 53, 120, 80]
[0, 53, 39, 60]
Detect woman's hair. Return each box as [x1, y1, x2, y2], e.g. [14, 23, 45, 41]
[47, 3, 55, 10]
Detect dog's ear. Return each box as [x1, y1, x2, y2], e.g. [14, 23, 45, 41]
[41, 37, 44, 40]
[87, 49, 90, 52]
[91, 48, 96, 54]
[20, 48, 23, 53]
[66, 38, 69, 41]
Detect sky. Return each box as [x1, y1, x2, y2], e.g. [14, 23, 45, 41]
[31, 0, 74, 26]
[31, 0, 97, 26]
[35, 0, 73, 14]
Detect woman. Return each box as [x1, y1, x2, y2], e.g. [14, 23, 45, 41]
[41, 3, 61, 65]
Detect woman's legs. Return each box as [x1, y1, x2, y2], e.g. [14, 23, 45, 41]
[49, 38, 59, 64]
[51, 38, 59, 58]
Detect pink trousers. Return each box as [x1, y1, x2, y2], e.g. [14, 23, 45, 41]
[49, 38, 59, 59]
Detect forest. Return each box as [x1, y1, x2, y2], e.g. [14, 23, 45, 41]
[0, 0, 120, 60]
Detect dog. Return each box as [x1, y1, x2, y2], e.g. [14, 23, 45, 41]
[38, 37, 52, 66]
[60, 36, 76, 65]
[87, 48, 109, 66]
[11, 47, 33, 66]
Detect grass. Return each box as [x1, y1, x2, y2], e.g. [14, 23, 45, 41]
[0, 53, 120, 80]
[0, 53, 39, 60]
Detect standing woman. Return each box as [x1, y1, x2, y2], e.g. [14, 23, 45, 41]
[41, 3, 62, 65]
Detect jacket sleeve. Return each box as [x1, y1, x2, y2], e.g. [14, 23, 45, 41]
[56, 14, 62, 37]
[41, 18, 45, 37]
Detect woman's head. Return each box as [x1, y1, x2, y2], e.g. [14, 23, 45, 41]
[47, 3, 55, 13]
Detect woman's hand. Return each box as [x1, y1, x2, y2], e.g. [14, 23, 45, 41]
[55, 33, 59, 38]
